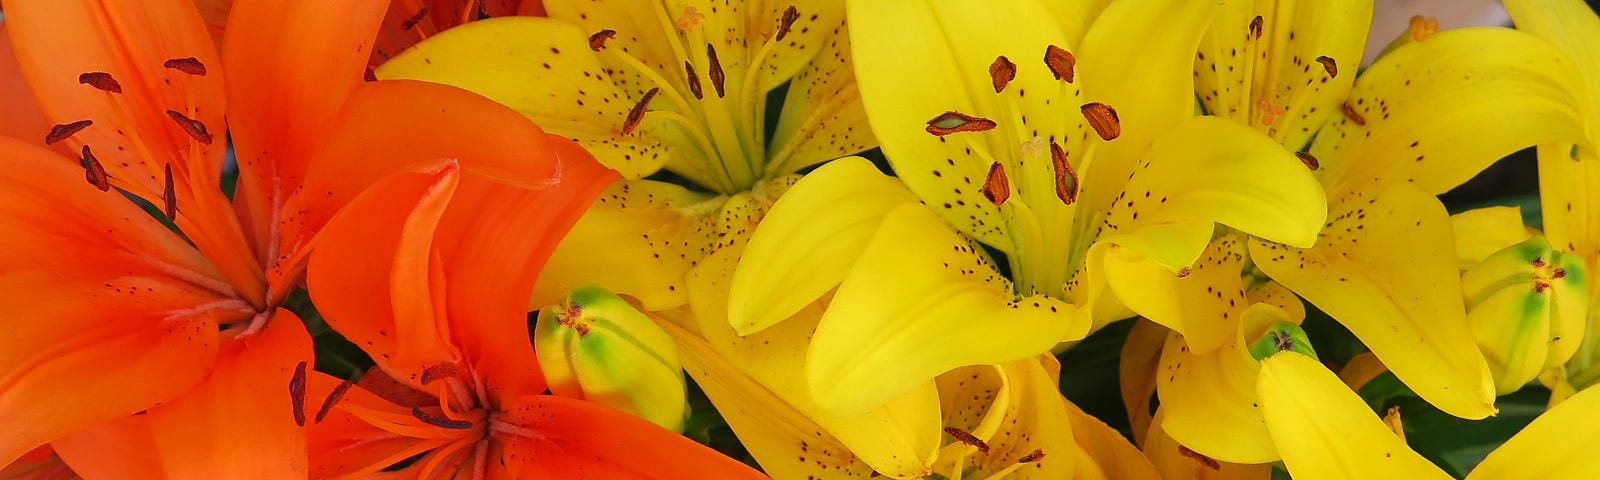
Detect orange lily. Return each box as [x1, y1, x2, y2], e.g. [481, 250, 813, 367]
[0, 0, 558, 476]
[191, 0, 545, 66]
[298, 140, 763, 479]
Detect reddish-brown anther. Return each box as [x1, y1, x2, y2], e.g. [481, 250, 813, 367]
[1315, 56, 1338, 79]
[1531, 257, 1547, 268]
[420, 363, 459, 385]
[1340, 102, 1367, 126]
[162, 164, 178, 220]
[925, 111, 997, 136]
[589, 29, 617, 51]
[1080, 102, 1121, 141]
[622, 87, 660, 135]
[943, 427, 990, 454]
[706, 44, 727, 98]
[982, 162, 1010, 206]
[1179, 445, 1221, 470]
[314, 380, 354, 424]
[1044, 45, 1075, 82]
[1050, 141, 1079, 204]
[1018, 449, 1046, 463]
[1249, 15, 1264, 39]
[78, 72, 122, 93]
[79, 146, 110, 191]
[166, 110, 214, 144]
[685, 61, 704, 99]
[1554, 268, 1568, 279]
[775, 6, 800, 41]
[989, 55, 1016, 93]
[1176, 266, 1193, 278]
[411, 406, 474, 429]
[1295, 151, 1320, 170]
[401, 5, 431, 31]
[289, 361, 308, 427]
[163, 57, 208, 76]
[45, 120, 94, 145]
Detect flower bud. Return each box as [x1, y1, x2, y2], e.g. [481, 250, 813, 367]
[1462, 236, 1587, 395]
[535, 285, 689, 431]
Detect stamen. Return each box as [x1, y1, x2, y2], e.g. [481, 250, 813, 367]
[166, 110, 214, 144]
[1315, 56, 1337, 79]
[675, 6, 706, 30]
[775, 6, 800, 41]
[1339, 102, 1367, 126]
[1249, 15, 1264, 39]
[421, 363, 460, 385]
[163, 57, 208, 76]
[1535, 281, 1552, 294]
[1295, 151, 1320, 170]
[1049, 141, 1078, 205]
[982, 162, 1010, 206]
[314, 380, 354, 423]
[1080, 102, 1121, 140]
[402, 4, 431, 31]
[1409, 16, 1439, 42]
[1178, 446, 1221, 470]
[45, 120, 93, 145]
[989, 55, 1017, 94]
[1530, 257, 1547, 268]
[944, 427, 990, 454]
[1044, 45, 1075, 82]
[162, 164, 178, 220]
[290, 361, 308, 427]
[589, 30, 617, 51]
[411, 406, 475, 430]
[706, 44, 727, 98]
[78, 72, 122, 93]
[1018, 449, 1045, 463]
[79, 146, 110, 191]
[925, 111, 997, 136]
[622, 87, 661, 135]
[685, 61, 704, 99]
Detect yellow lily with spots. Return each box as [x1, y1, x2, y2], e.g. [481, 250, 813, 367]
[729, 0, 1323, 472]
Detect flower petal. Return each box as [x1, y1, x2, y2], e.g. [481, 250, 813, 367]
[0, 21, 51, 150]
[1156, 305, 1292, 465]
[1065, 394, 1159, 480]
[809, 204, 1081, 415]
[1118, 319, 1165, 447]
[1103, 233, 1250, 354]
[492, 394, 767, 479]
[766, 20, 874, 175]
[1142, 408, 1271, 480]
[1451, 207, 1536, 267]
[1468, 379, 1600, 479]
[1256, 352, 1451, 480]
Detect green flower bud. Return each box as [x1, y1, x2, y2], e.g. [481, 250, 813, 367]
[535, 285, 688, 431]
[1462, 236, 1587, 395]
[1249, 321, 1318, 362]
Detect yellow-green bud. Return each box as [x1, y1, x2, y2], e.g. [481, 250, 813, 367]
[535, 285, 688, 431]
[1462, 236, 1587, 395]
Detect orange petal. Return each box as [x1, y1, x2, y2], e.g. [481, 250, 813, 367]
[492, 395, 766, 479]
[192, 0, 232, 48]
[306, 373, 432, 480]
[0, 21, 53, 152]
[371, 0, 532, 67]
[52, 311, 312, 478]
[0, 446, 76, 480]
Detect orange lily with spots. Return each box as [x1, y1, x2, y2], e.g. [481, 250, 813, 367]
[0, 0, 570, 476]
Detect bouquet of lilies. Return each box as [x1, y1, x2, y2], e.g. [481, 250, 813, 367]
[4, 0, 1600, 478]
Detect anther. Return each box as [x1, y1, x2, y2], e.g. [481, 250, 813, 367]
[1018, 449, 1045, 463]
[1315, 56, 1337, 79]
[289, 361, 308, 427]
[589, 30, 617, 51]
[925, 111, 997, 136]
[1044, 45, 1076, 82]
[412, 406, 475, 430]
[163, 57, 207, 76]
[1295, 151, 1320, 170]
[79, 146, 110, 191]
[622, 87, 660, 135]
[1178, 446, 1221, 470]
[944, 427, 990, 454]
[1339, 102, 1366, 126]
[402, 5, 431, 31]
[166, 110, 214, 144]
[706, 44, 727, 98]
[989, 55, 1017, 94]
[1176, 266, 1192, 277]
[78, 72, 122, 93]
[1554, 268, 1568, 279]
[421, 363, 460, 385]
[982, 162, 1010, 206]
[45, 120, 93, 145]
[1050, 141, 1078, 205]
[163, 164, 178, 220]
[1249, 15, 1264, 40]
[685, 61, 704, 99]
[775, 6, 800, 41]
[314, 380, 354, 424]
[1530, 257, 1547, 268]
[1080, 102, 1121, 140]
[1535, 281, 1552, 294]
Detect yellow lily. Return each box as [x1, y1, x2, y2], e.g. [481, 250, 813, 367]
[731, 0, 1324, 454]
[374, 0, 870, 312]
[1504, 0, 1600, 402]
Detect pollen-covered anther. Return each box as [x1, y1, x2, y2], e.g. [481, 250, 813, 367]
[1315, 56, 1338, 79]
[622, 87, 660, 135]
[676, 6, 706, 30]
[1018, 449, 1045, 463]
[289, 361, 309, 427]
[401, 4, 431, 31]
[78, 72, 122, 93]
[1340, 102, 1367, 126]
[943, 427, 990, 454]
[314, 380, 354, 424]
[706, 44, 727, 98]
[775, 6, 800, 41]
[45, 120, 94, 145]
[925, 111, 997, 136]
[1044, 44, 1076, 82]
[162, 164, 178, 220]
[982, 162, 1011, 206]
[1409, 15, 1439, 42]
[1248, 15, 1264, 40]
[1178, 446, 1221, 470]
[421, 363, 460, 385]
[79, 146, 110, 191]
[1080, 102, 1121, 141]
[1049, 141, 1079, 205]
[989, 55, 1016, 93]
[1295, 151, 1320, 170]
[166, 110, 214, 144]
[163, 57, 207, 76]
[1256, 98, 1285, 125]
[589, 29, 618, 51]
[411, 406, 475, 430]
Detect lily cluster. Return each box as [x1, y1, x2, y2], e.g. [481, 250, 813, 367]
[3, 0, 1600, 479]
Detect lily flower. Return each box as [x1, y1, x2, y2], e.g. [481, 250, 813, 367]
[191, 0, 542, 65]
[0, 0, 559, 475]
[296, 138, 764, 479]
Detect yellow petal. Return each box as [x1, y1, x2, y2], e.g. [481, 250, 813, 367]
[1103, 233, 1249, 355]
[1311, 26, 1586, 198]
[809, 204, 1081, 415]
[728, 157, 916, 335]
[1251, 183, 1497, 419]
[1065, 397, 1160, 480]
[1505, 0, 1600, 124]
[1256, 352, 1452, 480]
[1118, 319, 1166, 447]
[1470, 382, 1600, 479]
[935, 358, 1079, 479]
[1143, 408, 1272, 480]
[1451, 207, 1536, 267]
[1157, 305, 1289, 465]
[1043, 0, 1109, 46]
[1338, 352, 1391, 391]
[767, 23, 875, 175]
